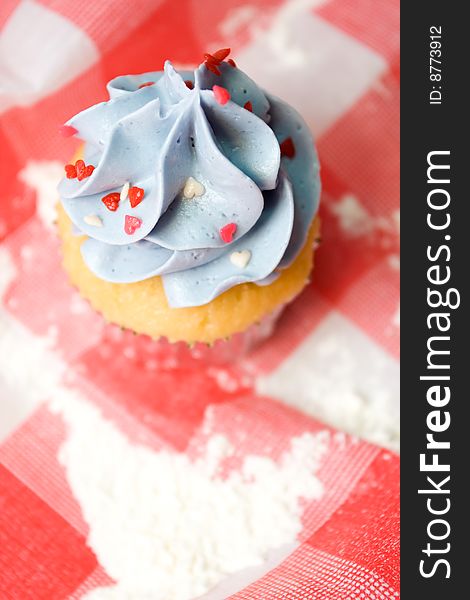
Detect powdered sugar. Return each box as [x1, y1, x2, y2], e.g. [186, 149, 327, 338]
[330, 195, 401, 247]
[52, 394, 327, 600]
[256, 312, 400, 451]
[330, 194, 374, 237]
[18, 160, 63, 229]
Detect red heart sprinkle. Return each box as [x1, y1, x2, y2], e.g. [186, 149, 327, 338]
[59, 125, 78, 137]
[75, 160, 87, 181]
[125, 215, 142, 235]
[203, 48, 231, 75]
[244, 100, 253, 112]
[128, 186, 145, 208]
[101, 192, 120, 212]
[227, 58, 237, 68]
[204, 49, 230, 65]
[65, 164, 77, 179]
[212, 48, 231, 61]
[219, 222, 237, 243]
[138, 81, 155, 88]
[213, 85, 230, 105]
[205, 62, 221, 75]
[74, 159, 95, 181]
[185, 80, 194, 89]
[280, 137, 296, 159]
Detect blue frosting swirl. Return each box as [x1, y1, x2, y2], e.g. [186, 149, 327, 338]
[58, 59, 320, 308]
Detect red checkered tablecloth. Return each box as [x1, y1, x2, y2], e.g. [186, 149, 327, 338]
[0, 1, 399, 598]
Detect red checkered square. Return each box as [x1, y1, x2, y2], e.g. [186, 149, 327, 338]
[310, 450, 400, 590]
[0, 407, 90, 535]
[336, 256, 400, 357]
[317, 0, 399, 63]
[0, 463, 97, 599]
[318, 69, 399, 218]
[0, 0, 19, 29]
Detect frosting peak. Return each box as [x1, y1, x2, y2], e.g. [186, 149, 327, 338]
[58, 53, 320, 308]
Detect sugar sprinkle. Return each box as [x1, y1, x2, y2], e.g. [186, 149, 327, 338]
[84, 214, 103, 227]
[230, 249, 251, 268]
[120, 182, 130, 202]
[183, 177, 205, 199]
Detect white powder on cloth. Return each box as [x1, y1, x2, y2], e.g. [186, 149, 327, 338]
[52, 395, 328, 600]
[330, 194, 374, 237]
[18, 160, 63, 230]
[330, 195, 400, 246]
[256, 312, 400, 452]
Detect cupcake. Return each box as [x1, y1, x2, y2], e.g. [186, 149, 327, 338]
[57, 49, 321, 346]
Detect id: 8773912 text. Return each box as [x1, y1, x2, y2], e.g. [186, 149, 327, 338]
[429, 26, 443, 105]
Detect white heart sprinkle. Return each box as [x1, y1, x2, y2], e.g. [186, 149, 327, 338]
[84, 214, 103, 227]
[120, 181, 130, 202]
[183, 177, 205, 199]
[230, 250, 251, 268]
